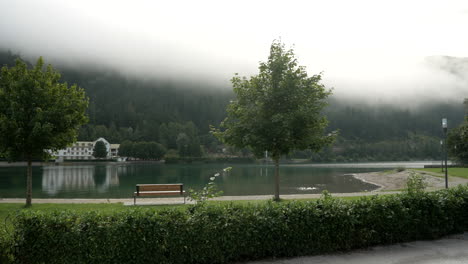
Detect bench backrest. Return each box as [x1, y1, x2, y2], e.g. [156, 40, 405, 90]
[136, 184, 183, 194]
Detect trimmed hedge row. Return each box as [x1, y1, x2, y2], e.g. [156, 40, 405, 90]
[7, 186, 468, 264]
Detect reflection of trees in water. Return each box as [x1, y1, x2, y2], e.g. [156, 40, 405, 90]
[96, 166, 119, 193]
[259, 167, 269, 177]
[42, 166, 95, 195]
[42, 165, 120, 195]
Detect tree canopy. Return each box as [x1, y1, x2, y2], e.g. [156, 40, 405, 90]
[119, 140, 166, 160]
[0, 57, 88, 206]
[93, 141, 108, 158]
[214, 41, 335, 200]
[448, 116, 468, 164]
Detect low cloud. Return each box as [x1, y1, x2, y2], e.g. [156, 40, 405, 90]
[1, 0, 467, 105]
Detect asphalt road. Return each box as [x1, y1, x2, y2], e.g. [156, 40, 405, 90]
[244, 232, 468, 264]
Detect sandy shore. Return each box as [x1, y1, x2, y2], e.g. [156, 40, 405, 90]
[353, 169, 468, 191]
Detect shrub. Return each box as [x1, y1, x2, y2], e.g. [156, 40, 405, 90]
[8, 185, 468, 263]
[0, 229, 13, 264]
[406, 171, 427, 195]
[188, 167, 231, 204]
[396, 166, 406, 172]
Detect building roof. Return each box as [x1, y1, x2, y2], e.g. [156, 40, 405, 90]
[110, 144, 120, 148]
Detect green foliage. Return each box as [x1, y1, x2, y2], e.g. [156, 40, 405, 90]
[0, 228, 13, 264]
[6, 186, 468, 263]
[214, 40, 335, 199]
[0, 57, 88, 205]
[157, 122, 203, 157]
[92, 141, 108, 158]
[405, 172, 427, 195]
[117, 140, 133, 157]
[164, 149, 179, 159]
[118, 140, 166, 160]
[0, 57, 88, 160]
[215, 41, 335, 159]
[308, 133, 444, 162]
[447, 119, 468, 164]
[188, 167, 231, 204]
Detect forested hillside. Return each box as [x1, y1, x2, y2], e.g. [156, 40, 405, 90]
[0, 50, 465, 161]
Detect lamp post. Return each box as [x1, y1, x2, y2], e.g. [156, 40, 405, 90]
[440, 140, 444, 172]
[442, 118, 448, 189]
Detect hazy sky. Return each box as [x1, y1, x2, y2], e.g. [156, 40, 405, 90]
[1, 0, 468, 104]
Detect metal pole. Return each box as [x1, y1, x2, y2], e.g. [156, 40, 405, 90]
[442, 118, 448, 189]
[444, 131, 448, 189]
[440, 140, 444, 172]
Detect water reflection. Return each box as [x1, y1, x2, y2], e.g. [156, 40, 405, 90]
[0, 163, 400, 198]
[259, 167, 269, 177]
[42, 165, 120, 195]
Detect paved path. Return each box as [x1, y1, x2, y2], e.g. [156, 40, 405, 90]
[243, 233, 468, 264]
[0, 192, 401, 205]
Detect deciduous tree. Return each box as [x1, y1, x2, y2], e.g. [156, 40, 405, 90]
[0, 58, 88, 206]
[93, 140, 108, 158]
[447, 117, 468, 164]
[214, 41, 335, 200]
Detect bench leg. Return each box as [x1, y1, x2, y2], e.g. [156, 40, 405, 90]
[134, 196, 136, 206]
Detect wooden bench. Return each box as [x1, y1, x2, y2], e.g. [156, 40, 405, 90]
[133, 183, 186, 205]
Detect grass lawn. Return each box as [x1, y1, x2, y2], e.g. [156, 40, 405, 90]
[415, 168, 468, 179]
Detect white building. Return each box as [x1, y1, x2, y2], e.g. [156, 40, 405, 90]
[52, 138, 120, 162]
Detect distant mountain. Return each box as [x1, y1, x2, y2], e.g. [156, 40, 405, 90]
[1, 50, 466, 161]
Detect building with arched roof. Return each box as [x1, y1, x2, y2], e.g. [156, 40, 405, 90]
[51, 138, 120, 162]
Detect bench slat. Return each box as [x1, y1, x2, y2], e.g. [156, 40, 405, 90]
[137, 184, 183, 192]
[134, 191, 186, 196]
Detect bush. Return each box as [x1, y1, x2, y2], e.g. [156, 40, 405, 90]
[406, 172, 427, 195]
[396, 166, 406, 172]
[188, 167, 231, 204]
[0, 229, 13, 264]
[8, 185, 468, 263]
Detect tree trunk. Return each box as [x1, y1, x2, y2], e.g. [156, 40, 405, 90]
[26, 158, 32, 207]
[274, 158, 280, 201]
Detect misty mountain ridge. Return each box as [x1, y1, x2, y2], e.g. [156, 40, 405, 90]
[0, 49, 466, 161]
[1, 49, 465, 121]
[2, 48, 466, 105]
[426, 55, 468, 80]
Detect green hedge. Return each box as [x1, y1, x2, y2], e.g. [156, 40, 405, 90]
[7, 186, 468, 264]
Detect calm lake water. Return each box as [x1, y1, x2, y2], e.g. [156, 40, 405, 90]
[0, 162, 434, 198]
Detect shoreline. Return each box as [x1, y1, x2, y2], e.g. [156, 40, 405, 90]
[350, 169, 468, 191]
[349, 173, 384, 191]
[0, 191, 401, 205]
[0, 160, 452, 167]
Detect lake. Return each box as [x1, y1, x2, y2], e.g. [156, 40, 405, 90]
[0, 162, 436, 198]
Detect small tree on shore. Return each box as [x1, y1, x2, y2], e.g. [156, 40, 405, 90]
[93, 141, 108, 159]
[0, 57, 88, 206]
[214, 41, 335, 201]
